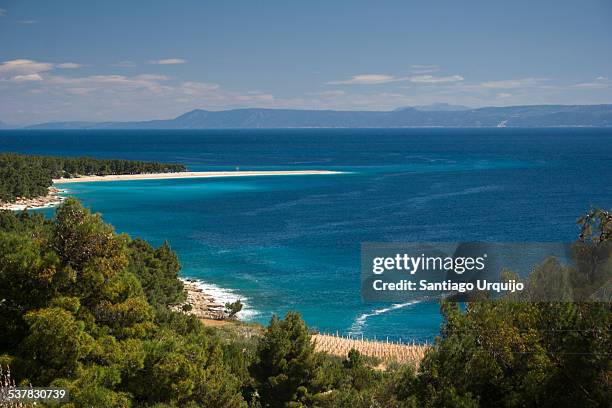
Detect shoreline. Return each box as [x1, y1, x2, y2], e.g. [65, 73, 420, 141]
[176, 279, 428, 367]
[1, 169, 342, 211]
[173, 278, 254, 321]
[173, 279, 227, 320]
[0, 187, 67, 211]
[53, 170, 343, 184]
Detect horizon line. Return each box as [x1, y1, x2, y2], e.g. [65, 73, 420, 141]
[3, 103, 612, 128]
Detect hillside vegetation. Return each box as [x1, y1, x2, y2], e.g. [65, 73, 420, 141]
[0, 200, 609, 407]
[0, 153, 186, 203]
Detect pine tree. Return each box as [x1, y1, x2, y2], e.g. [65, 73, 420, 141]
[251, 312, 319, 407]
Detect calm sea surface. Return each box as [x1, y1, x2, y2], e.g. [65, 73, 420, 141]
[2, 128, 611, 340]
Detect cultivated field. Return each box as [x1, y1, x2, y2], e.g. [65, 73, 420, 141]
[312, 333, 430, 367]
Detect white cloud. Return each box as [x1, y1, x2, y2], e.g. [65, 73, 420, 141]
[133, 74, 168, 81]
[11, 73, 43, 82]
[0, 59, 54, 76]
[0, 8, 6, 17]
[408, 74, 464, 83]
[3, 56, 610, 124]
[480, 78, 547, 89]
[17, 20, 37, 24]
[69, 75, 126, 84]
[179, 81, 220, 95]
[411, 64, 439, 70]
[39, 73, 174, 95]
[327, 72, 464, 85]
[596, 76, 607, 81]
[0, 60, 85, 81]
[572, 82, 610, 89]
[56, 63, 82, 69]
[377, 92, 407, 98]
[326, 74, 400, 85]
[149, 58, 187, 65]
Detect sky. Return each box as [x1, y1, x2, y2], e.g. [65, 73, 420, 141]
[0, 0, 611, 125]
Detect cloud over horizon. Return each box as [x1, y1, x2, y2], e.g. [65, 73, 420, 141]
[0, 59, 84, 83]
[0, 1, 610, 124]
[149, 58, 188, 65]
[479, 78, 548, 89]
[325, 74, 400, 85]
[1, 57, 611, 125]
[326, 72, 465, 85]
[408, 74, 464, 83]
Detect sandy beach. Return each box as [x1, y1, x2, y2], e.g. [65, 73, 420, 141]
[1, 169, 341, 211]
[53, 170, 342, 184]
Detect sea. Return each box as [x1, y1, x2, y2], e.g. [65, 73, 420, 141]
[1, 128, 611, 341]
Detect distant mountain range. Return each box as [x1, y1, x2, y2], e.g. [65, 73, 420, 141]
[412, 103, 471, 112]
[6, 104, 612, 129]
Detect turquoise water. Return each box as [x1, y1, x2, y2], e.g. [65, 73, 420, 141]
[2, 128, 612, 340]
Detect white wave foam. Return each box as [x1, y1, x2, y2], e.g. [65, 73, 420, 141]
[349, 300, 422, 335]
[180, 277, 259, 320]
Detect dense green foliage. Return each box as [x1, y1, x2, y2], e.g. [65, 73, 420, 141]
[247, 311, 404, 407]
[0, 200, 609, 407]
[250, 312, 319, 406]
[126, 239, 186, 308]
[0, 153, 186, 202]
[407, 210, 612, 408]
[0, 200, 243, 407]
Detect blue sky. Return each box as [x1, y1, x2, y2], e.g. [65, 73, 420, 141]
[1, 0, 611, 124]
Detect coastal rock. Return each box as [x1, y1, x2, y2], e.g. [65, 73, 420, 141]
[172, 281, 229, 320]
[0, 187, 66, 211]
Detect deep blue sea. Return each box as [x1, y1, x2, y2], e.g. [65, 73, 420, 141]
[2, 128, 611, 340]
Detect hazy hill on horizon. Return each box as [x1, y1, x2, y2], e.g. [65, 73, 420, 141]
[18, 104, 612, 129]
[412, 103, 471, 111]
